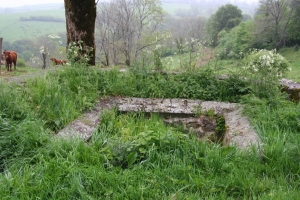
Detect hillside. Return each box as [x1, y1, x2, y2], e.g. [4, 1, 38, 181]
[0, 1, 257, 43]
[0, 9, 66, 43]
[0, 2, 191, 43]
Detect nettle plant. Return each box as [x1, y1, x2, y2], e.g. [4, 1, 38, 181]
[243, 49, 291, 98]
[67, 40, 93, 66]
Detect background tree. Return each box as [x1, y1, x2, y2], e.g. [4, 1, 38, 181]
[96, 2, 120, 66]
[288, 0, 300, 44]
[206, 4, 242, 46]
[167, 16, 206, 42]
[253, 0, 296, 50]
[64, 0, 97, 65]
[96, 0, 165, 67]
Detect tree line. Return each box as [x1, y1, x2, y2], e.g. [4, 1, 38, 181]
[20, 16, 65, 23]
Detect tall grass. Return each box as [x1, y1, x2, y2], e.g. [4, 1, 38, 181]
[0, 64, 300, 198]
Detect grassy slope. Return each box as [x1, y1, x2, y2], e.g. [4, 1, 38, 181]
[0, 9, 66, 42]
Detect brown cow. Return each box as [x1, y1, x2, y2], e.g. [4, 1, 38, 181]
[50, 58, 67, 65]
[3, 50, 17, 71]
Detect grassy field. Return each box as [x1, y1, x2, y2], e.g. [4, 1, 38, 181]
[0, 9, 66, 42]
[0, 3, 189, 43]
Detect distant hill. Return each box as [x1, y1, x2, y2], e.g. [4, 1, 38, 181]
[0, 2, 190, 43]
[0, 8, 66, 43]
[0, 3, 64, 13]
[0, 2, 258, 44]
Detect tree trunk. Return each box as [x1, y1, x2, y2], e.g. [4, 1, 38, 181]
[64, 0, 96, 66]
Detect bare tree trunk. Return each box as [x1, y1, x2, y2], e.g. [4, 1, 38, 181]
[64, 0, 97, 66]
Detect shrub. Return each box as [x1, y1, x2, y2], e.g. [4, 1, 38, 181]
[242, 49, 291, 99]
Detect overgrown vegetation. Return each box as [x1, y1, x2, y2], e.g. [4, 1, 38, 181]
[1, 55, 300, 198]
[1, 0, 300, 198]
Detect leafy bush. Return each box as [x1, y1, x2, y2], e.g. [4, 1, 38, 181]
[217, 22, 252, 59]
[242, 49, 291, 99]
[67, 40, 93, 66]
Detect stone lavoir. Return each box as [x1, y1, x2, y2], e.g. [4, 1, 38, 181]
[57, 97, 261, 151]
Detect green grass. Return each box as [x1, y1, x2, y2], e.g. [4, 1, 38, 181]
[0, 63, 300, 198]
[0, 9, 65, 42]
[0, 64, 39, 76]
[279, 47, 300, 82]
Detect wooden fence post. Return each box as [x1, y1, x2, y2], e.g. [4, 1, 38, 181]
[0, 37, 2, 75]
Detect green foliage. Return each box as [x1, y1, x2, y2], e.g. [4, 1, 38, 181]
[67, 40, 93, 66]
[242, 49, 291, 99]
[215, 114, 226, 138]
[97, 69, 248, 102]
[253, 0, 296, 50]
[206, 4, 242, 46]
[97, 110, 187, 168]
[288, 5, 300, 43]
[217, 21, 253, 59]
